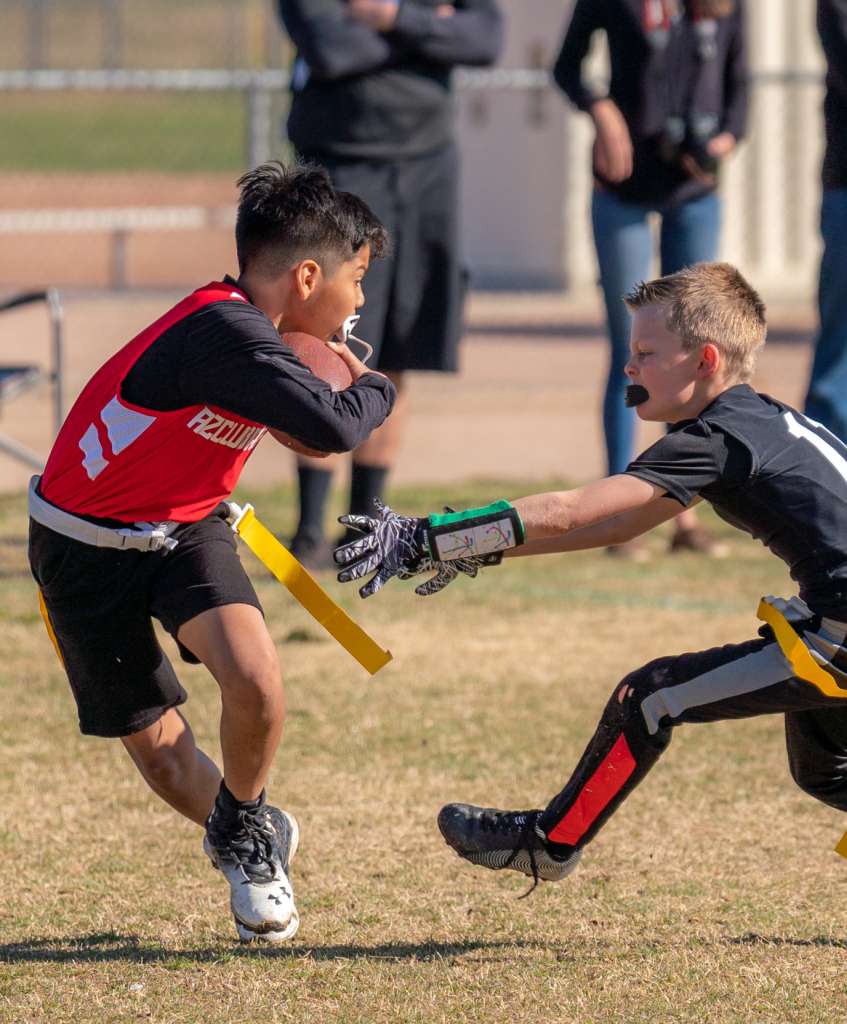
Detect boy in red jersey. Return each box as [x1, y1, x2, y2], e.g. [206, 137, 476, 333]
[29, 163, 394, 943]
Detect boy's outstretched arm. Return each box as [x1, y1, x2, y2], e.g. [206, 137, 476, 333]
[513, 492, 695, 557]
[334, 475, 677, 597]
[510, 474, 671, 541]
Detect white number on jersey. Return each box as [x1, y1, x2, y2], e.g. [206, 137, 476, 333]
[784, 411, 847, 486]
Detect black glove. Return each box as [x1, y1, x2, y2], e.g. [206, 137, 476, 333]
[335, 498, 519, 598]
[334, 502, 428, 598]
[334, 502, 504, 598]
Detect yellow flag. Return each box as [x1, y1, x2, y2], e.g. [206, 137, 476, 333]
[228, 503, 392, 675]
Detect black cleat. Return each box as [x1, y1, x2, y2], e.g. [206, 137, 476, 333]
[438, 803, 581, 887]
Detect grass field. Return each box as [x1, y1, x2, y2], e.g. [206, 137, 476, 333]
[2, 479, 846, 1023]
[0, 94, 258, 173]
[0, 0, 292, 174]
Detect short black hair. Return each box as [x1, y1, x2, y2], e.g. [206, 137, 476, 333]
[235, 161, 388, 276]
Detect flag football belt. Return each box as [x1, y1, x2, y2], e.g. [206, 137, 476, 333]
[756, 595, 847, 861]
[756, 595, 847, 700]
[28, 475, 179, 552]
[225, 501, 392, 676]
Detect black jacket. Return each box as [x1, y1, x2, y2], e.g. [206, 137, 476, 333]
[819, 0, 847, 189]
[278, 0, 503, 160]
[553, 0, 748, 205]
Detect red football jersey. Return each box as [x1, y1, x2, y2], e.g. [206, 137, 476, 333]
[40, 282, 267, 523]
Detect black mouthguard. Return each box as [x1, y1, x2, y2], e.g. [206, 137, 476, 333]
[625, 385, 650, 408]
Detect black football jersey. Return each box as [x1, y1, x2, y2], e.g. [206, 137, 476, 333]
[626, 384, 847, 617]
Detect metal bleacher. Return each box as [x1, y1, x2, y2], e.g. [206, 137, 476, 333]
[0, 288, 64, 470]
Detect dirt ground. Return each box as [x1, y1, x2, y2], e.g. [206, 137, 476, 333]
[0, 287, 814, 495]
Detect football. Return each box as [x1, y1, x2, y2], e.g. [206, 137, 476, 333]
[280, 330, 353, 392]
[270, 331, 354, 457]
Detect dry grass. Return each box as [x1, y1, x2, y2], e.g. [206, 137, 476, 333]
[1, 482, 846, 1023]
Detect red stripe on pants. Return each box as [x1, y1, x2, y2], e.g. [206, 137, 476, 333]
[546, 734, 637, 845]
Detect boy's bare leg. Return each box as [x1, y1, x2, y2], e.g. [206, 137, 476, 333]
[176, 603, 285, 802]
[122, 708, 221, 826]
[175, 603, 297, 940]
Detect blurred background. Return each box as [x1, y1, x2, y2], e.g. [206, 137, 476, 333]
[0, 0, 825, 494]
[0, 0, 824, 298]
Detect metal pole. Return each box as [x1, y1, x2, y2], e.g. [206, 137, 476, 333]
[27, 0, 49, 69]
[102, 0, 125, 70]
[246, 81, 273, 168]
[225, 1, 240, 69]
[111, 229, 129, 290]
[47, 287, 64, 432]
[0, 435, 45, 471]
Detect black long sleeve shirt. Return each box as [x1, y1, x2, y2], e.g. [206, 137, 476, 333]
[277, 0, 503, 159]
[121, 283, 395, 454]
[553, 0, 749, 206]
[819, 0, 847, 189]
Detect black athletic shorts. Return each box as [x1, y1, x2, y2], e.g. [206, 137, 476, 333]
[301, 143, 465, 373]
[29, 504, 262, 738]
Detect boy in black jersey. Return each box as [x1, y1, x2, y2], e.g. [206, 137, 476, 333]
[334, 261, 847, 885]
[30, 163, 395, 943]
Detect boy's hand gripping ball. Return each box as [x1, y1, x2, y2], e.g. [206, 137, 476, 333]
[271, 331, 355, 456]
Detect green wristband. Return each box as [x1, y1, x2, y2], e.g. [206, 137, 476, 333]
[425, 500, 525, 561]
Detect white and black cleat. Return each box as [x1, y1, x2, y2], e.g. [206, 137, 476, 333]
[437, 803, 581, 887]
[204, 804, 299, 938]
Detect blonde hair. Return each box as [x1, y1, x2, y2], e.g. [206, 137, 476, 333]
[624, 262, 767, 382]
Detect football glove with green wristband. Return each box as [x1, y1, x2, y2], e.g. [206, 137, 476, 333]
[334, 500, 525, 598]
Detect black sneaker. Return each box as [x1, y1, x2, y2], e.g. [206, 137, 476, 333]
[204, 802, 299, 941]
[437, 803, 581, 886]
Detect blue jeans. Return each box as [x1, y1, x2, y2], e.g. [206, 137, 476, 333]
[805, 189, 847, 442]
[591, 188, 722, 475]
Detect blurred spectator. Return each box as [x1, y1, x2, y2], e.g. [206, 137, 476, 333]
[553, 0, 748, 557]
[805, 0, 847, 441]
[277, 0, 504, 568]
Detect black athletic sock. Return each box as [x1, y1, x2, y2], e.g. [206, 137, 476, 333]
[349, 463, 389, 517]
[218, 781, 264, 812]
[208, 781, 265, 832]
[344, 463, 390, 543]
[294, 465, 333, 542]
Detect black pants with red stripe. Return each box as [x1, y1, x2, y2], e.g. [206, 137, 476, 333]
[536, 635, 847, 852]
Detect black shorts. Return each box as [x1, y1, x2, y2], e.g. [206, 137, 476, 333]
[29, 505, 262, 738]
[302, 143, 465, 373]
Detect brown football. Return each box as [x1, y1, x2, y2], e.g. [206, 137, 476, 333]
[280, 330, 353, 392]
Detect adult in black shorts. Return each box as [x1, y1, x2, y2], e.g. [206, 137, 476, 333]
[333, 263, 847, 892]
[29, 163, 395, 943]
[277, 0, 504, 567]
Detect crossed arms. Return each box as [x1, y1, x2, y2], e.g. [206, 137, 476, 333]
[278, 0, 503, 81]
